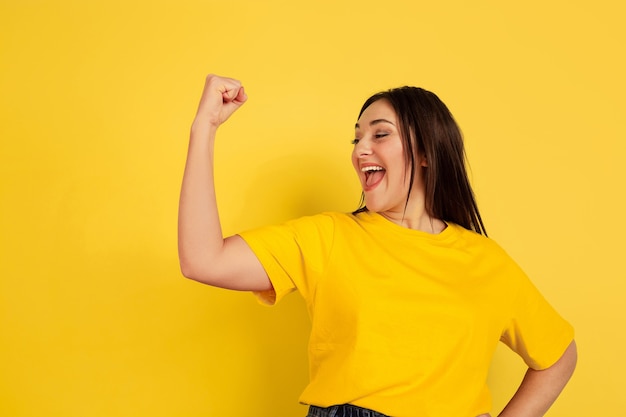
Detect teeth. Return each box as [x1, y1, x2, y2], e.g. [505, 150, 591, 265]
[361, 166, 384, 172]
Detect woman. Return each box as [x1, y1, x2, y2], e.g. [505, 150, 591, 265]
[178, 74, 577, 417]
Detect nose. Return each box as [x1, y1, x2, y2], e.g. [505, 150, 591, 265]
[354, 137, 372, 157]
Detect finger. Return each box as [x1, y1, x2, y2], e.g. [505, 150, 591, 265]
[222, 88, 247, 114]
[218, 80, 242, 101]
[222, 85, 247, 105]
[233, 86, 247, 104]
[202, 74, 239, 101]
[196, 75, 246, 124]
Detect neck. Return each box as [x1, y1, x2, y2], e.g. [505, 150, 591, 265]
[372, 180, 446, 233]
[379, 208, 447, 234]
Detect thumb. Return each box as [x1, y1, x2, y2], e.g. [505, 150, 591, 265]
[233, 86, 247, 104]
[222, 86, 247, 104]
[222, 87, 248, 110]
[222, 86, 247, 113]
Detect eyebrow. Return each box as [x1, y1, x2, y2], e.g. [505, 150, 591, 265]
[354, 118, 396, 129]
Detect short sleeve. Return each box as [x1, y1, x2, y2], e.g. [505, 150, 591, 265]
[238, 214, 335, 305]
[500, 272, 575, 370]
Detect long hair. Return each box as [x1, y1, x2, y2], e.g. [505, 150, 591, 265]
[354, 87, 487, 236]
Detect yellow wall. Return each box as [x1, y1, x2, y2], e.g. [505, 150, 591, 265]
[1, 0, 624, 415]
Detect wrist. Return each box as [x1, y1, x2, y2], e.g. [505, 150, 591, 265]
[190, 118, 219, 139]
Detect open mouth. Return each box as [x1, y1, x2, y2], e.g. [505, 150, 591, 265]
[362, 165, 386, 190]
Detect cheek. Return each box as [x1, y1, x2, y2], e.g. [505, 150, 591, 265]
[351, 149, 359, 171]
[391, 148, 409, 178]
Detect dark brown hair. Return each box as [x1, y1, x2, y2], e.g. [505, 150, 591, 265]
[354, 87, 487, 236]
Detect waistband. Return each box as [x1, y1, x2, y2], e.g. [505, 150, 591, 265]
[307, 404, 389, 417]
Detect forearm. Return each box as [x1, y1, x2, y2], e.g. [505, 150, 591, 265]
[498, 340, 577, 417]
[177, 75, 270, 291]
[178, 122, 224, 279]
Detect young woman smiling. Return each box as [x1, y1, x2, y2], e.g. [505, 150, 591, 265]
[178, 74, 577, 417]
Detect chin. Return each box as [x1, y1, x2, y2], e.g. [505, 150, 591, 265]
[364, 194, 406, 214]
[363, 198, 386, 213]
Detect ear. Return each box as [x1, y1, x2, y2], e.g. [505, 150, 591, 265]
[419, 155, 428, 167]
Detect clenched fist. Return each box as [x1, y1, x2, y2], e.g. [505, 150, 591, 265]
[193, 74, 248, 129]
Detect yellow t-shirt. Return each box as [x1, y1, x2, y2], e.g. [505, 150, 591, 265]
[239, 211, 574, 417]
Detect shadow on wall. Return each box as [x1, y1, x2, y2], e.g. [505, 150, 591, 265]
[214, 150, 357, 414]
[230, 150, 532, 414]
[108, 251, 312, 416]
[236, 150, 359, 229]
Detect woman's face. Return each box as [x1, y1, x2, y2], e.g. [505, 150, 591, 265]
[352, 99, 426, 215]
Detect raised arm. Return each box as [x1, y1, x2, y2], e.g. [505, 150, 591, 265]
[178, 74, 271, 292]
[498, 340, 577, 417]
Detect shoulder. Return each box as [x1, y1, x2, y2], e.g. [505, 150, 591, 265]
[244, 212, 348, 244]
[451, 224, 509, 255]
[448, 224, 529, 279]
[284, 211, 342, 231]
[285, 211, 369, 229]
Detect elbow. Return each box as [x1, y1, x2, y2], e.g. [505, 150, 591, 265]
[178, 256, 226, 287]
[178, 257, 211, 284]
[177, 247, 208, 282]
[179, 262, 196, 280]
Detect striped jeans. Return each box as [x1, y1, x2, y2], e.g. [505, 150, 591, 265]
[307, 404, 389, 417]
